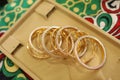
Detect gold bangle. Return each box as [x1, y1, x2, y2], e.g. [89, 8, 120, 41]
[55, 26, 79, 57]
[68, 31, 88, 58]
[41, 26, 63, 58]
[74, 35, 106, 70]
[28, 26, 50, 59]
[27, 43, 50, 59]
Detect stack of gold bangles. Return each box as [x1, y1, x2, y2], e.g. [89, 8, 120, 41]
[27, 26, 106, 70]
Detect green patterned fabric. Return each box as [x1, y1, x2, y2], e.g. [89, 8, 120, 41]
[56, 0, 120, 39]
[0, 0, 36, 31]
[56, 0, 101, 17]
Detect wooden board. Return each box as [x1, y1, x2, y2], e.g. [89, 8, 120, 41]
[0, 0, 120, 80]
